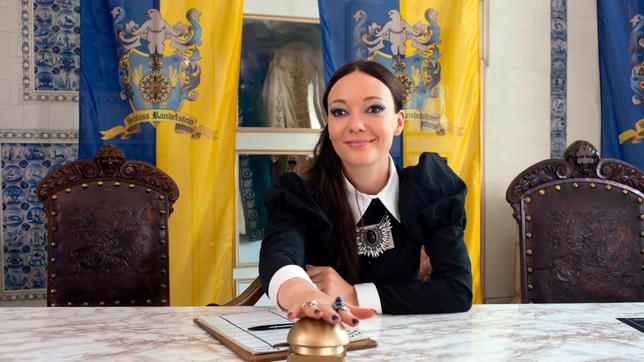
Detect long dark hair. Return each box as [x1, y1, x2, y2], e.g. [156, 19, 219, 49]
[305, 60, 405, 283]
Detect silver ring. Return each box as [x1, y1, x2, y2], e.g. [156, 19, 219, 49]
[334, 304, 349, 312]
[302, 300, 319, 308]
[332, 297, 349, 312]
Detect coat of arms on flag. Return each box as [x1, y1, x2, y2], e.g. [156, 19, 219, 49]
[100, 7, 216, 141]
[620, 13, 644, 145]
[354, 8, 444, 134]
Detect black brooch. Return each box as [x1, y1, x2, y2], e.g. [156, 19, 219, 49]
[356, 214, 394, 258]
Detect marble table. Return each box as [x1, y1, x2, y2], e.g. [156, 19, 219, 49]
[0, 303, 642, 361]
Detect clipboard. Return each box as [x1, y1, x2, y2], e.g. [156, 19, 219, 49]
[194, 311, 377, 362]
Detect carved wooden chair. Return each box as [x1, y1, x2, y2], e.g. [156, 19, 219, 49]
[506, 140, 644, 303]
[37, 145, 179, 307]
[220, 277, 264, 306]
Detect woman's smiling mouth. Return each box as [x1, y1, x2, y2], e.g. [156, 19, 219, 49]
[344, 139, 374, 148]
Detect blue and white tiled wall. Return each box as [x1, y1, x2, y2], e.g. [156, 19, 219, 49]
[0, 0, 79, 305]
[1, 131, 77, 302]
[23, 0, 80, 101]
[550, 0, 567, 157]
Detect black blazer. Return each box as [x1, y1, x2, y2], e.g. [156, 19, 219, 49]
[259, 152, 472, 314]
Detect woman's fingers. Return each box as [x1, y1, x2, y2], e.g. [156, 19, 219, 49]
[319, 303, 342, 324]
[286, 309, 297, 320]
[312, 279, 328, 292]
[309, 273, 324, 285]
[287, 296, 375, 327]
[286, 304, 302, 320]
[331, 296, 366, 327]
[289, 299, 343, 325]
[305, 265, 329, 283]
[334, 305, 376, 326]
[286, 303, 318, 320]
[348, 305, 376, 319]
[304, 264, 320, 275]
[292, 300, 322, 320]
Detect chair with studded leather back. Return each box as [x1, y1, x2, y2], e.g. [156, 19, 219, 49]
[36, 144, 179, 307]
[506, 140, 644, 303]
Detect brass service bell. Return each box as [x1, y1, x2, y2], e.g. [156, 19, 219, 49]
[287, 318, 349, 362]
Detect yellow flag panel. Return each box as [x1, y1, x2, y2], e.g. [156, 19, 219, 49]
[157, 0, 243, 305]
[401, 0, 481, 303]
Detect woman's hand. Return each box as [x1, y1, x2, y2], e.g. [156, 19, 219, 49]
[305, 265, 358, 305]
[278, 278, 375, 327]
[418, 245, 432, 282]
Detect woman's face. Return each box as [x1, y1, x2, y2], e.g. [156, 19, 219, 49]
[326, 71, 404, 171]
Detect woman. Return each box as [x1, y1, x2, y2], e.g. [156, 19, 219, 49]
[259, 60, 472, 326]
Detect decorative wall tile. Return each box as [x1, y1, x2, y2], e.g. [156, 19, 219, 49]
[21, 0, 80, 102]
[550, 0, 567, 157]
[0, 129, 77, 302]
[0, 129, 77, 143]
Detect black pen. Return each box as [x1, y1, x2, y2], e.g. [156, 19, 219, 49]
[247, 323, 293, 331]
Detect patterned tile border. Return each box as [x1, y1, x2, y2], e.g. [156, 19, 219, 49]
[20, 0, 80, 102]
[0, 129, 78, 143]
[550, 0, 567, 157]
[0, 290, 47, 302]
[0, 129, 78, 302]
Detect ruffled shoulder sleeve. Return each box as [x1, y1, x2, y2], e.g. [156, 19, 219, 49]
[399, 152, 467, 235]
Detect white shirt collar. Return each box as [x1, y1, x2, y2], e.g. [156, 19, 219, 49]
[344, 155, 400, 224]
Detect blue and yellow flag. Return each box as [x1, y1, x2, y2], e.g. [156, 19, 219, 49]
[598, 0, 644, 170]
[319, 0, 481, 303]
[80, 0, 242, 305]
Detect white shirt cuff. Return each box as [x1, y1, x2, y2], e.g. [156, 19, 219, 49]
[354, 283, 382, 314]
[268, 265, 314, 310]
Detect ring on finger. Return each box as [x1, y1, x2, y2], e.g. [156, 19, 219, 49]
[302, 300, 319, 308]
[332, 297, 349, 312]
[334, 304, 349, 312]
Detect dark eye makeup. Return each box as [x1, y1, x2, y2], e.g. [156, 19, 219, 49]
[329, 108, 348, 117]
[366, 104, 386, 113]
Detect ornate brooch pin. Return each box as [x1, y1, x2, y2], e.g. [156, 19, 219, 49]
[356, 214, 394, 258]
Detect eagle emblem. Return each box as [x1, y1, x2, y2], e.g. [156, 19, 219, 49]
[354, 8, 446, 134]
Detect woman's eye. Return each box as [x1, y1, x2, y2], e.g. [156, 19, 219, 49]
[330, 108, 348, 117]
[366, 105, 385, 114]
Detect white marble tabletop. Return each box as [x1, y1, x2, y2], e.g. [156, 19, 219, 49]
[0, 303, 642, 361]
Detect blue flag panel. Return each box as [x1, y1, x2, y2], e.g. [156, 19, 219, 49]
[598, 0, 644, 170]
[79, 0, 158, 164]
[319, 0, 399, 81]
